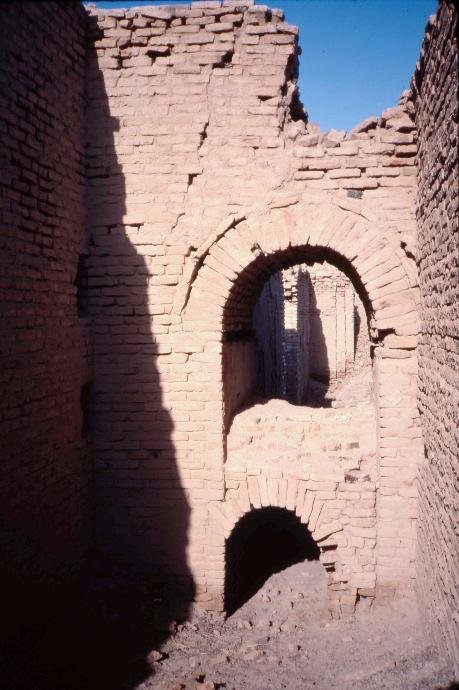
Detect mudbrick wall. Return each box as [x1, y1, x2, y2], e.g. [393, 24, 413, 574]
[412, 1, 458, 672]
[282, 266, 310, 403]
[0, 2, 91, 654]
[304, 263, 358, 384]
[252, 271, 284, 398]
[0, 0, 457, 667]
[85, 0, 421, 614]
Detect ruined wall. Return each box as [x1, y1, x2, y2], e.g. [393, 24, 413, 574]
[84, 0, 305, 591]
[282, 266, 310, 403]
[252, 271, 284, 398]
[0, 1, 90, 652]
[295, 269, 311, 402]
[86, 0, 420, 610]
[0, 0, 455, 661]
[412, 1, 458, 670]
[306, 263, 356, 383]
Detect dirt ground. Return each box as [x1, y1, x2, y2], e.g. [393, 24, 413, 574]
[140, 560, 456, 690]
[2, 555, 457, 690]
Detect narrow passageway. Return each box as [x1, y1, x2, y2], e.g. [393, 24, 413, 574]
[225, 507, 320, 614]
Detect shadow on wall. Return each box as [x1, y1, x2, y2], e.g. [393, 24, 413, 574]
[304, 275, 331, 406]
[2, 27, 195, 690]
[354, 304, 361, 358]
[81, 35, 196, 690]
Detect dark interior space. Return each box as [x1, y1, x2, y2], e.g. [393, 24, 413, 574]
[225, 507, 320, 615]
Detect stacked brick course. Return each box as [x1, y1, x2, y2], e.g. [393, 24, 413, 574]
[84, 0, 421, 613]
[0, 0, 456, 666]
[282, 266, 310, 403]
[252, 272, 284, 398]
[412, 1, 458, 671]
[0, 1, 90, 652]
[302, 263, 358, 384]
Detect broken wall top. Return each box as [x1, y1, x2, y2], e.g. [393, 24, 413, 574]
[86, 1, 418, 277]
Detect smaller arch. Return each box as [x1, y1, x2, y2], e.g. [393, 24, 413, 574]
[224, 506, 320, 615]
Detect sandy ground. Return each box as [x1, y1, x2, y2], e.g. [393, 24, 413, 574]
[140, 560, 456, 690]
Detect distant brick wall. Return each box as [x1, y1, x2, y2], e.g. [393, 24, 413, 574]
[284, 267, 311, 403]
[306, 263, 356, 383]
[252, 272, 284, 398]
[412, 1, 459, 671]
[294, 269, 311, 403]
[0, 1, 91, 653]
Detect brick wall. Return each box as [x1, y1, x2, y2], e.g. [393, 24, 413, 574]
[295, 269, 311, 403]
[252, 271, 284, 398]
[306, 263, 356, 383]
[412, 1, 458, 670]
[0, 1, 90, 653]
[283, 267, 311, 403]
[86, 0, 421, 610]
[1, 0, 456, 661]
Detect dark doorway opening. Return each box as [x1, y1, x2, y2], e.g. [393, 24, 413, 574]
[224, 507, 320, 615]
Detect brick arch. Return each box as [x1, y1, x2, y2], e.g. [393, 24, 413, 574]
[209, 478, 343, 548]
[208, 478, 343, 614]
[222, 243, 372, 336]
[179, 198, 419, 339]
[178, 197, 420, 611]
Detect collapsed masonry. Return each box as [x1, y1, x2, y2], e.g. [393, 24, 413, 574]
[0, 0, 457, 673]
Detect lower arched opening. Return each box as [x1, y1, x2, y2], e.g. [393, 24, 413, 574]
[224, 507, 320, 615]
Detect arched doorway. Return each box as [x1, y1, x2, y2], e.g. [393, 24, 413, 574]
[178, 199, 420, 614]
[220, 246, 378, 616]
[225, 507, 320, 615]
[221, 245, 373, 429]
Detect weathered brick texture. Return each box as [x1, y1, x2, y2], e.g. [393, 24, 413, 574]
[0, 0, 456, 668]
[412, 1, 459, 671]
[252, 271, 284, 398]
[85, 0, 421, 614]
[0, 1, 90, 653]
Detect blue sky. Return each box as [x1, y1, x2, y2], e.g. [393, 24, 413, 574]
[88, 0, 437, 131]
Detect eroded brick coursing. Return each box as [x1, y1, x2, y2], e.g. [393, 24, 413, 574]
[0, 1, 90, 653]
[85, 0, 420, 613]
[0, 0, 457, 667]
[412, 1, 459, 671]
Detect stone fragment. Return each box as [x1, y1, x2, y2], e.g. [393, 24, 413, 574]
[146, 649, 165, 667]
